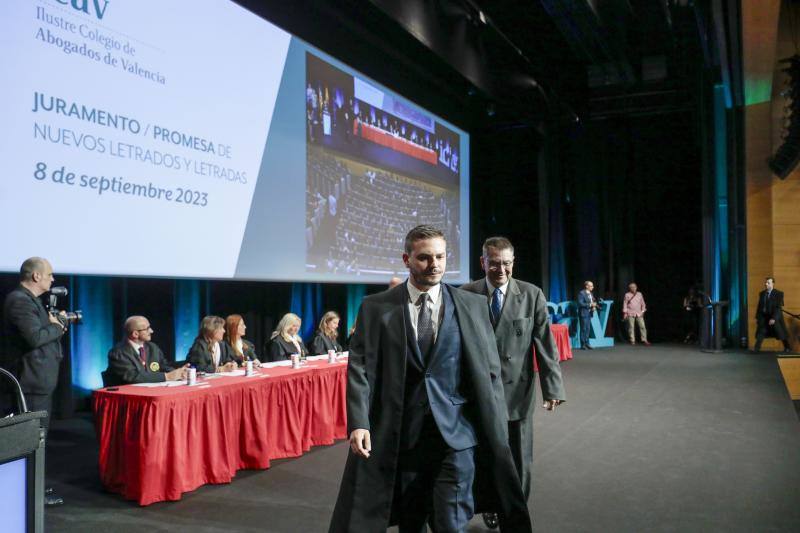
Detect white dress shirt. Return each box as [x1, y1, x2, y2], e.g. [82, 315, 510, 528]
[406, 280, 443, 343]
[485, 279, 509, 299]
[211, 341, 220, 367]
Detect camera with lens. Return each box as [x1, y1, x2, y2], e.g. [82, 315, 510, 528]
[46, 287, 83, 326]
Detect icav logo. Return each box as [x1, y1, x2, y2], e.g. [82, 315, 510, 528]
[55, 0, 109, 20]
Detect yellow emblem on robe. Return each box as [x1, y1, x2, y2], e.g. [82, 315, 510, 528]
[149, 361, 160, 372]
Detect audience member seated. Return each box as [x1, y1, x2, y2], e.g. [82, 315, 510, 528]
[267, 313, 309, 361]
[310, 311, 343, 355]
[187, 315, 238, 373]
[224, 314, 261, 367]
[105, 315, 187, 386]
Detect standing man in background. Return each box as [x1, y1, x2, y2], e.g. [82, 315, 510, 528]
[461, 236, 565, 529]
[577, 281, 597, 350]
[754, 277, 792, 353]
[622, 282, 650, 346]
[2, 257, 68, 506]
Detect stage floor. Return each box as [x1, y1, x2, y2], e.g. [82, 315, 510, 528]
[45, 344, 800, 532]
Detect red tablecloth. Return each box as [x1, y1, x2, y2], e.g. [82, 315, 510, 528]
[92, 359, 347, 505]
[533, 323, 573, 372]
[355, 120, 438, 165]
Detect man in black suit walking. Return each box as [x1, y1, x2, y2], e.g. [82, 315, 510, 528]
[2, 257, 68, 506]
[754, 277, 792, 353]
[461, 237, 565, 529]
[105, 316, 188, 386]
[330, 225, 531, 532]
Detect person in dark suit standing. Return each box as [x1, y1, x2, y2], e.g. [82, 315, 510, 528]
[2, 257, 68, 506]
[577, 281, 598, 350]
[461, 236, 565, 528]
[187, 316, 238, 373]
[330, 225, 531, 533]
[754, 277, 792, 353]
[105, 316, 187, 386]
[311, 311, 343, 355]
[267, 313, 309, 361]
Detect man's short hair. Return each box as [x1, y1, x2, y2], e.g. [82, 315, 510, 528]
[584, 280, 593, 288]
[19, 257, 46, 282]
[766, 276, 775, 283]
[482, 236, 514, 257]
[404, 225, 445, 254]
[124, 316, 147, 335]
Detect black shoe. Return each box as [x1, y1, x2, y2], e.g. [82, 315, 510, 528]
[45, 494, 64, 506]
[482, 512, 499, 529]
[586, 345, 594, 350]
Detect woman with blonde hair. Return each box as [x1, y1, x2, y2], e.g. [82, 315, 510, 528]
[311, 311, 343, 355]
[267, 312, 308, 362]
[188, 315, 238, 373]
[224, 314, 261, 367]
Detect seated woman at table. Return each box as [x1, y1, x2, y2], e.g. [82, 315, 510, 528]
[310, 311, 343, 355]
[224, 314, 261, 367]
[267, 313, 308, 362]
[187, 315, 238, 373]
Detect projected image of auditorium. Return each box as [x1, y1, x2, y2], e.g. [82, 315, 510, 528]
[305, 52, 461, 276]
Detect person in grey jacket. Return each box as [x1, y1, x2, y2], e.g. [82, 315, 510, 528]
[461, 236, 565, 527]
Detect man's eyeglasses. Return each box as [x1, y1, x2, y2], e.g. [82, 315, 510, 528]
[486, 261, 514, 271]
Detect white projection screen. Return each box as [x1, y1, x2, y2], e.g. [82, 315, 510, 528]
[0, 0, 470, 283]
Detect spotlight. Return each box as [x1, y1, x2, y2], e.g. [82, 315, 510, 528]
[486, 103, 496, 117]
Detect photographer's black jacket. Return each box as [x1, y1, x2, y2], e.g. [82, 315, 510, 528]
[2, 286, 64, 395]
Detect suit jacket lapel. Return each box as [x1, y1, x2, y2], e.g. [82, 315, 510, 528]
[123, 343, 146, 371]
[426, 285, 454, 368]
[449, 286, 492, 378]
[496, 278, 521, 332]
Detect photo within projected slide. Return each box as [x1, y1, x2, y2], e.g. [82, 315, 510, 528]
[305, 53, 461, 276]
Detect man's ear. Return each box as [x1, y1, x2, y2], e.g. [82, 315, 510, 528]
[479, 256, 487, 273]
[402, 253, 410, 268]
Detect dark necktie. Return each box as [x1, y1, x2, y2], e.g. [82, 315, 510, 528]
[417, 293, 434, 362]
[491, 287, 503, 323]
[139, 346, 147, 369]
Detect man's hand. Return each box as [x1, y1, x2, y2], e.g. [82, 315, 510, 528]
[165, 365, 189, 381]
[623, 314, 628, 320]
[543, 399, 562, 411]
[769, 319, 776, 326]
[349, 429, 371, 458]
[48, 312, 65, 329]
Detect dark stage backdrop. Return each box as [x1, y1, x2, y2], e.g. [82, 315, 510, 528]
[560, 111, 703, 341]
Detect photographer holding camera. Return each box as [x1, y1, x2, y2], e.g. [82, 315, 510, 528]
[2, 257, 69, 506]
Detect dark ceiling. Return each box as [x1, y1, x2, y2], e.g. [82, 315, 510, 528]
[234, 0, 713, 128]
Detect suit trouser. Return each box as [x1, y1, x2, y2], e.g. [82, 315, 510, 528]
[625, 316, 648, 343]
[754, 322, 791, 352]
[579, 315, 591, 346]
[25, 393, 52, 437]
[508, 416, 534, 501]
[395, 420, 475, 533]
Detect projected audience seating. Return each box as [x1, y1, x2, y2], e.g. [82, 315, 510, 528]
[306, 148, 458, 274]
